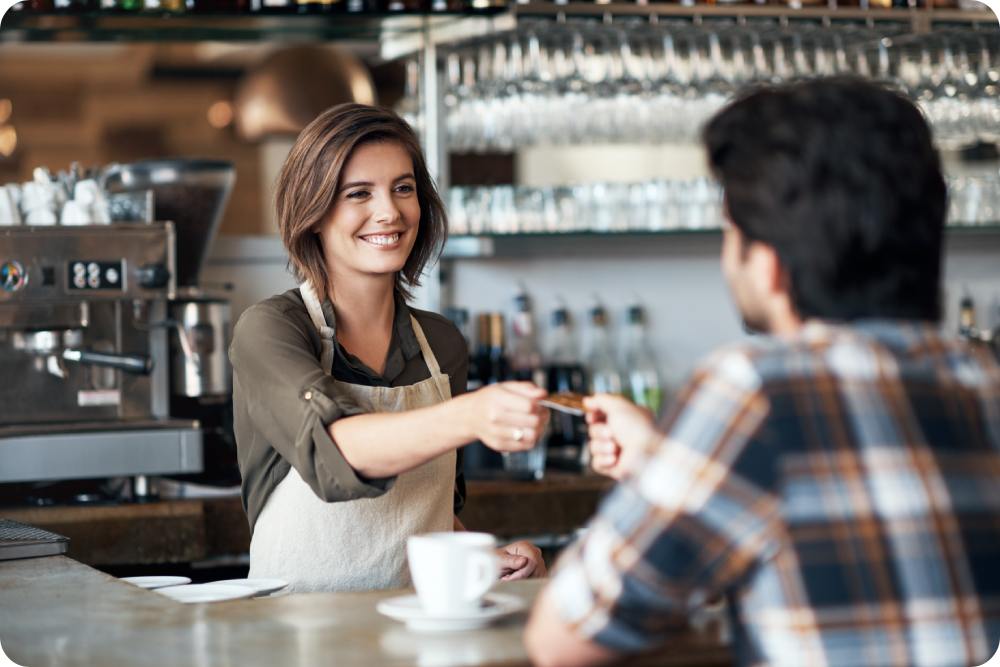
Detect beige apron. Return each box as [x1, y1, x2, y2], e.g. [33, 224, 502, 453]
[249, 283, 456, 593]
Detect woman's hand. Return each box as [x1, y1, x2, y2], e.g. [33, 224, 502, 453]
[496, 541, 547, 581]
[463, 382, 549, 453]
[584, 394, 658, 481]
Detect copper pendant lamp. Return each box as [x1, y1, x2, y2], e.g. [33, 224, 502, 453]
[234, 46, 377, 142]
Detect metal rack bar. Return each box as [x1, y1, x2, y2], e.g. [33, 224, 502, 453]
[511, 2, 997, 28]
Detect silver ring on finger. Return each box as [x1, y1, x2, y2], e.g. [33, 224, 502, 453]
[512, 427, 524, 442]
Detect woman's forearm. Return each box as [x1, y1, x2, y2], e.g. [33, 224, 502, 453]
[329, 393, 477, 479]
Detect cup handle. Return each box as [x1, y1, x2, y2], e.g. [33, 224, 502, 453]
[464, 551, 497, 603]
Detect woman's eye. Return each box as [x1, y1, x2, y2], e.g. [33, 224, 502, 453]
[395, 184, 415, 194]
[346, 190, 369, 199]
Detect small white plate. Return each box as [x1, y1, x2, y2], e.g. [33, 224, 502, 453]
[121, 576, 191, 590]
[376, 593, 525, 633]
[155, 584, 256, 604]
[212, 578, 288, 596]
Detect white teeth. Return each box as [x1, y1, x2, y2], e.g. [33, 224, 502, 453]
[362, 233, 399, 246]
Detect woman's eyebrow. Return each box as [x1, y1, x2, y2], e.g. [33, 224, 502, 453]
[339, 174, 415, 191]
[340, 180, 373, 191]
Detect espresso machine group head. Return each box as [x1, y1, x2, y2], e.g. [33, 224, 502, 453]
[0, 223, 203, 487]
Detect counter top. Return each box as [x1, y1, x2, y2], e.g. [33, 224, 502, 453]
[0, 472, 614, 566]
[0, 555, 731, 667]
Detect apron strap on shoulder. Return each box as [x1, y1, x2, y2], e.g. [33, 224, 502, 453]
[409, 315, 444, 380]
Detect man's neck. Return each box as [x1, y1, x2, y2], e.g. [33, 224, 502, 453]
[768, 310, 804, 336]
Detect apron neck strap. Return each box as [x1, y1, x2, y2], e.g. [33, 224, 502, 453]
[303, 281, 447, 391]
[301, 281, 335, 376]
[409, 315, 444, 380]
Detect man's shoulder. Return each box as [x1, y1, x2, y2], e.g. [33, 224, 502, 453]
[698, 322, 874, 387]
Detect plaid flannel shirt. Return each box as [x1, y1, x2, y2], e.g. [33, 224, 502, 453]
[551, 320, 1000, 667]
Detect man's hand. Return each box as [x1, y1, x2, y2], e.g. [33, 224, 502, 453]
[496, 541, 547, 581]
[524, 583, 621, 667]
[584, 394, 658, 481]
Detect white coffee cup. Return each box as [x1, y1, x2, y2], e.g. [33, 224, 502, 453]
[407, 532, 498, 617]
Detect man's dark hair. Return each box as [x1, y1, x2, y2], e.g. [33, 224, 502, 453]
[703, 77, 946, 322]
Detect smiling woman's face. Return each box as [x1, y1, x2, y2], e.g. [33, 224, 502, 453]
[313, 141, 420, 289]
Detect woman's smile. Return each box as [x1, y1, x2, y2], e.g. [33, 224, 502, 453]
[359, 231, 403, 248]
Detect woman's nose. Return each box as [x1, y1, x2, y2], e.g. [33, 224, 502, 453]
[372, 190, 401, 224]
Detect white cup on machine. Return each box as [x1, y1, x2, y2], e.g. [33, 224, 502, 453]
[0, 186, 20, 226]
[407, 532, 498, 616]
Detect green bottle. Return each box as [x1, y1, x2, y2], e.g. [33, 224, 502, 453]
[101, 0, 141, 11]
[622, 303, 664, 416]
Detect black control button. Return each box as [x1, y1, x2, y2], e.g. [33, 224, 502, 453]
[136, 264, 171, 290]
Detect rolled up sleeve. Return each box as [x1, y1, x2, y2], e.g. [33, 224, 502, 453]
[231, 302, 396, 528]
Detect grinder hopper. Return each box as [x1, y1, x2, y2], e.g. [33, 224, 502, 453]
[104, 158, 236, 290]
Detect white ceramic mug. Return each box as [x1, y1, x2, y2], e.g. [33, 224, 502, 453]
[407, 532, 497, 617]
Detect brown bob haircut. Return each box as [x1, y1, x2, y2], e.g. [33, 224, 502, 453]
[275, 103, 448, 301]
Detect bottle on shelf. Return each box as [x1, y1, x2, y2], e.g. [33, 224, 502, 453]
[546, 300, 588, 463]
[380, 0, 424, 12]
[587, 301, 623, 396]
[100, 0, 141, 12]
[53, 0, 98, 12]
[475, 312, 507, 387]
[345, 0, 376, 13]
[959, 294, 978, 338]
[508, 288, 546, 388]
[189, 0, 248, 12]
[464, 312, 507, 475]
[142, 0, 185, 14]
[444, 307, 477, 391]
[429, 0, 463, 10]
[622, 302, 664, 416]
[249, 0, 294, 14]
[295, 0, 343, 14]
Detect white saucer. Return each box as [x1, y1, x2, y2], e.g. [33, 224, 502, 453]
[155, 584, 256, 604]
[213, 578, 288, 596]
[376, 593, 525, 633]
[121, 576, 191, 590]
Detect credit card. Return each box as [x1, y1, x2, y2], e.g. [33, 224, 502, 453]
[537, 391, 587, 416]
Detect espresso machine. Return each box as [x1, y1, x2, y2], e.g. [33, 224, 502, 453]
[0, 223, 203, 490]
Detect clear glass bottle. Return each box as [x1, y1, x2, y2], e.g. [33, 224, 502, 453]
[622, 303, 664, 416]
[587, 303, 623, 396]
[394, 60, 422, 140]
[504, 290, 548, 480]
[508, 289, 546, 388]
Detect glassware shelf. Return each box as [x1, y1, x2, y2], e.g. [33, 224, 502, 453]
[0, 11, 506, 43]
[2, 2, 992, 43]
[511, 2, 997, 27]
[441, 224, 1000, 258]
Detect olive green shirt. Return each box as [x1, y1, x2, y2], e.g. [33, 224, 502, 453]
[230, 288, 469, 534]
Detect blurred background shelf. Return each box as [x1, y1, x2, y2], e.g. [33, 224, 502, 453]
[442, 224, 1000, 258]
[0, 12, 514, 51]
[511, 2, 997, 28]
[2, 2, 994, 44]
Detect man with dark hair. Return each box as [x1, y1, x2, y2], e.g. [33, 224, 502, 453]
[524, 78, 1000, 667]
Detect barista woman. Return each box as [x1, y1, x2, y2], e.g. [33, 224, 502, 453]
[230, 104, 549, 595]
